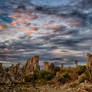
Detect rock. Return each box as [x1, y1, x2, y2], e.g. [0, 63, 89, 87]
[22, 58, 33, 73]
[0, 63, 2, 68]
[43, 62, 55, 73]
[8, 71, 15, 82]
[56, 72, 61, 78]
[61, 64, 64, 68]
[32, 55, 40, 71]
[22, 55, 40, 74]
[15, 63, 24, 81]
[9, 64, 15, 73]
[86, 53, 92, 67]
[85, 87, 92, 92]
[15, 63, 21, 73]
[78, 74, 86, 80]
[77, 83, 87, 92]
[1, 72, 12, 85]
[48, 63, 55, 73]
[43, 62, 49, 71]
[74, 60, 78, 67]
[0, 63, 3, 72]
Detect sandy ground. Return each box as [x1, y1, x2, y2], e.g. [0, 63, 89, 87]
[0, 81, 92, 92]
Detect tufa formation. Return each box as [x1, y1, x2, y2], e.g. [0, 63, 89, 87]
[0, 53, 92, 85]
[86, 53, 92, 67]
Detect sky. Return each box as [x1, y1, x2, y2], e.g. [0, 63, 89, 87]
[0, 0, 92, 67]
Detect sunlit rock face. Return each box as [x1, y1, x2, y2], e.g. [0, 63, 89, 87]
[86, 53, 92, 67]
[43, 62, 55, 73]
[31, 55, 40, 71]
[22, 58, 33, 74]
[43, 62, 49, 71]
[48, 63, 55, 73]
[22, 56, 40, 74]
[0, 0, 92, 67]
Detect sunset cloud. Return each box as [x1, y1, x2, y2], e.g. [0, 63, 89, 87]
[0, 0, 92, 66]
[0, 25, 3, 30]
[12, 20, 17, 26]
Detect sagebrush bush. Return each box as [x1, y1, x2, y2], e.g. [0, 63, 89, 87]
[66, 67, 73, 73]
[54, 66, 60, 74]
[5, 68, 9, 72]
[60, 68, 67, 73]
[79, 74, 87, 83]
[58, 76, 66, 84]
[63, 72, 71, 80]
[24, 74, 34, 82]
[57, 72, 71, 84]
[71, 69, 78, 80]
[33, 70, 39, 79]
[39, 70, 53, 80]
[85, 67, 92, 82]
[39, 79, 48, 85]
[24, 71, 39, 82]
[70, 82, 79, 88]
[75, 65, 86, 75]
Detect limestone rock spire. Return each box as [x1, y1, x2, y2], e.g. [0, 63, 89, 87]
[86, 53, 92, 67]
[31, 55, 40, 71]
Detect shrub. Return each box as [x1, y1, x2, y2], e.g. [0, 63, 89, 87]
[79, 74, 87, 83]
[63, 72, 71, 80]
[75, 65, 86, 75]
[66, 67, 73, 73]
[5, 68, 9, 72]
[39, 70, 53, 80]
[54, 66, 60, 74]
[24, 71, 39, 82]
[71, 69, 78, 80]
[85, 67, 92, 82]
[70, 82, 79, 88]
[24, 74, 34, 82]
[33, 70, 39, 79]
[58, 76, 66, 84]
[57, 72, 71, 84]
[60, 68, 67, 74]
[39, 79, 48, 85]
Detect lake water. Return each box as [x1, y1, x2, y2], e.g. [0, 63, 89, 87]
[0, 0, 92, 67]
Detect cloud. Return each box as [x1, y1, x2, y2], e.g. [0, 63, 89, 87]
[0, 0, 92, 66]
